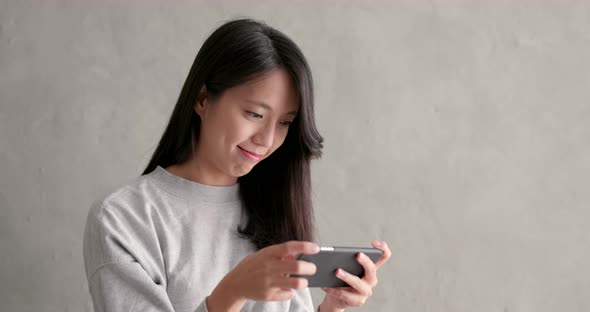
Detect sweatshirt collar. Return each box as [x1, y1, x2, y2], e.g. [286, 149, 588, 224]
[150, 165, 241, 203]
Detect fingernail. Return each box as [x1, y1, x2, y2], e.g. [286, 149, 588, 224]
[336, 269, 343, 276]
[313, 245, 320, 253]
[373, 241, 382, 247]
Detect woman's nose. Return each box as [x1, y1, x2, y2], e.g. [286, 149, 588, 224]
[253, 122, 275, 147]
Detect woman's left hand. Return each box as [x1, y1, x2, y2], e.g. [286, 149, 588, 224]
[319, 240, 391, 311]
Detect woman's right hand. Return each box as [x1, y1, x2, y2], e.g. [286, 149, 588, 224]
[207, 241, 320, 311]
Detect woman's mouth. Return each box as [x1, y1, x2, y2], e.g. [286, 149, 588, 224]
[238, 146, 263, 162]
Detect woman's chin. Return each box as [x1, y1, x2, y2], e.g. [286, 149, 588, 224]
[230, 163, 256, 178]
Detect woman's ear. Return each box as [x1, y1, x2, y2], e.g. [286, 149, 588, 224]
[194, 85, 208, 118]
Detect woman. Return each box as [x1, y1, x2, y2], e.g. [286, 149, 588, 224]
[83, 18, 391, 312]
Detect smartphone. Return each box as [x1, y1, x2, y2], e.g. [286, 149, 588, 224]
[292, 246, 382, 288]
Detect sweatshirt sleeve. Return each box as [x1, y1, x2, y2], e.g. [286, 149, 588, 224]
[288, 287, 314, 311]
[83, 194, 209, 312]
[88, 262, 177, 312]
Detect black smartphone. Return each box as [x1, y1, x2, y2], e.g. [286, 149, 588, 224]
[292, 246, 382, 288]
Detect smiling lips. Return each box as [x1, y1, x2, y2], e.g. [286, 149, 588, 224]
[238, 146, 264, 162]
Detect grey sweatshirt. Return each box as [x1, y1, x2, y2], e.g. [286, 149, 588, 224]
[83, 165, 314, 312]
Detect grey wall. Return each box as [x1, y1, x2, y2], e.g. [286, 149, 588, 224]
[1, 1, 589, 311]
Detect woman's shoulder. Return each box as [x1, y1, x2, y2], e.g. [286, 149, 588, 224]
[82, 171, 177, 280]
[87, 169, 180, 222]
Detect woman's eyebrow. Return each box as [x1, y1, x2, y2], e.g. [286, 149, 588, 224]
[244, 99, 298, 116]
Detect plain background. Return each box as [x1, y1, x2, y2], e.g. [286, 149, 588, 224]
[1, 1, 589, 311]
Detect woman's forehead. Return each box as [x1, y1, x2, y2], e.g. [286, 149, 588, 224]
[226, 70, 300, 112]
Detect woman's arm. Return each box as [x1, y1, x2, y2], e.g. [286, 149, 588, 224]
[206, 276, 248, 312]
[87, 262, 205, 312]
[84, 198, 209, 312]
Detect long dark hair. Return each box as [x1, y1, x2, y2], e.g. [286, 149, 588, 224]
[142, 18, 323, 249]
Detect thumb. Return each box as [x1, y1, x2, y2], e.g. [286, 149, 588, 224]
[266, 241, 320, 258]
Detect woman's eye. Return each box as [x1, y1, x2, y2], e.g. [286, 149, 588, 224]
[280, 121, 293, 127]
[246, 111, 263, 119]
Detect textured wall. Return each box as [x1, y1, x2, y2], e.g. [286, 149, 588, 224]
[1, 1, 589, 311]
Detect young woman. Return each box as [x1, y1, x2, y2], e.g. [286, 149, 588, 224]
[83, 18, 391, 312]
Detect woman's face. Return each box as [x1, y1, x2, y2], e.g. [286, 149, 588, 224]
[194, 69, 299, 185]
